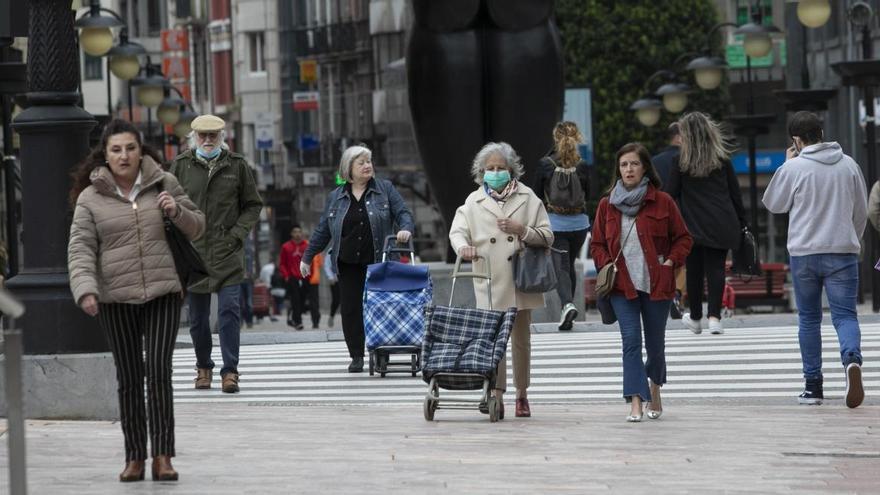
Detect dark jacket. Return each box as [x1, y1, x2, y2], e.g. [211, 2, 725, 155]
[666, 158, 746, 250]
[303, 178, 414, 273]
[590, 185, 693, 301]
[171, 149, 264, 293]
[533, 155, 590, 213]
[651, 145, 679, 192]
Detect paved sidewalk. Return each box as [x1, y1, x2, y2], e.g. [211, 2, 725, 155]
[1, 403, 877, 494]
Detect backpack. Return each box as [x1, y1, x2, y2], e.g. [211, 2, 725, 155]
[543, 157, 585, 214]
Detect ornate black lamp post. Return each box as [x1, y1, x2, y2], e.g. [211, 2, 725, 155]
[8, 0, 100, 353]
[832, 2, 880, 311]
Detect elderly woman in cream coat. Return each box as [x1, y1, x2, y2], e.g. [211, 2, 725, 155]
[449, 142, 553, 419]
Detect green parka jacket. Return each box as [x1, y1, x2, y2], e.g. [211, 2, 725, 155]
[171, 149, 263, 293]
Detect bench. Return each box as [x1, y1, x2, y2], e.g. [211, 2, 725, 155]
[584, 262, 790, 311]
[725, 262, 789, 310]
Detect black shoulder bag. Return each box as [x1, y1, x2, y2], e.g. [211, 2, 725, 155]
[157, 178, 209, 290]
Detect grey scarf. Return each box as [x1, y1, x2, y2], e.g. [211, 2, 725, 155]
[609, 177, 649, 216]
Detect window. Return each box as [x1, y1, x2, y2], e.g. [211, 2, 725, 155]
[249, 32, 266, 73]
[83, 54, 103, 81]
[147, 0, 163, 36]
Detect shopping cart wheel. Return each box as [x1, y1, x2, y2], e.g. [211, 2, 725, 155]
[369, 352, 375, 376]
[423, 397, 436, 421]
[487, 397, 499, 422]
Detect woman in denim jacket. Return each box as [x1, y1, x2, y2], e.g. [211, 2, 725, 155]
[301, 145, 415, 372]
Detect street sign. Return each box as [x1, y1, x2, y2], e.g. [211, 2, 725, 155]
[293, 91, 319, 111]
[732, 149, 786, 174]
[255, 112, 274, 150]
[563, 88, 594, 165]
[299, 60, 318, 84]
[299, 133, 319, 150]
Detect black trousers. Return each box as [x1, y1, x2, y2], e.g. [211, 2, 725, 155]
[337, 261, 368, 358]
[98, 292, 181, 461]
[305, 283, 320, 328]
[286, 278, 305, 325]
[329, 282, 340, 317]
[551, 228, 589, 306]
[685, 245, 727, 320]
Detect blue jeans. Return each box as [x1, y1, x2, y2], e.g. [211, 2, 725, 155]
[239, 279, 254, 325]
[189, 284, 242, 375]
[790, 254, 863, 380]
[610, 292, 671, 403]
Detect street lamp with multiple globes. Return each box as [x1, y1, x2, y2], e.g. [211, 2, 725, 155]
[74, 1, 147, 119]
[629, 68, 692, 127]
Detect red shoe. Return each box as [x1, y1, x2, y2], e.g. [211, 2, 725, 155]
[515, 398, 531, 417]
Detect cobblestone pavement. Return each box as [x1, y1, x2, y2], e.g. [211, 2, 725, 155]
[1, 402, 877, 494]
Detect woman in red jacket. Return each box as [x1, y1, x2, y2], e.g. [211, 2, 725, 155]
[590, 143, 692, 422]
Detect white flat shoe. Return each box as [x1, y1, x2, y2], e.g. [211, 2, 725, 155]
[646, 409, 663, 419]
[682, 313, 702, 334]
[709, 318, 724, 335]
[626, 413, 643, 422]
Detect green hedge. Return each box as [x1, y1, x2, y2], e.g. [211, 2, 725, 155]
[556, 0, 731, 207]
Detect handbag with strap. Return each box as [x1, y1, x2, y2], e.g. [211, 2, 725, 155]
[157, 179, 209, 290]
[513, 230, 560, 293]
[730, 226, 762, 276]
[595, 214, 637, 298]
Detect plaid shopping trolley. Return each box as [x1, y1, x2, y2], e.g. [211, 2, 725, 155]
[364, 236, 432, 377]
[421, 255, 516, 422]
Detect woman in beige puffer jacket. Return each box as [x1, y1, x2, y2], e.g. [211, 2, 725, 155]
[67, 119, 204, 483]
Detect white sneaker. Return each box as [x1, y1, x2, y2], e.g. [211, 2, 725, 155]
[708, 318, 724, 335]
[558, 303, 578, 331]
[682, 313, 702, 334]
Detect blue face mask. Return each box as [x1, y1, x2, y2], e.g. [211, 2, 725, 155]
[484, 170, 511, 191]
[196, 147, 221, 160]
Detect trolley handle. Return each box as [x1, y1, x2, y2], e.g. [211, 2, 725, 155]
[450, 254, 493, 309]
[381, 235, 416, 264]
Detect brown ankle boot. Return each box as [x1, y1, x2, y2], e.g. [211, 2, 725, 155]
[151, 455, 179, 481]
[119, 460, 145, 482]
[221, 372, 240, 393]
[194, 368, 212, 389]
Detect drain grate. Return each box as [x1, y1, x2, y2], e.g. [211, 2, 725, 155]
[781, 452, 880, 459]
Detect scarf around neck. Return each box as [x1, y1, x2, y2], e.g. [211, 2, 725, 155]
[485, 178, 518, 203]
[609, 177, 649, 216]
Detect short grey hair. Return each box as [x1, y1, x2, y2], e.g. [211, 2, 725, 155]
[470, 142, 524, 185]
[187, 129, 229, 151]
[338, 145, 372, 182]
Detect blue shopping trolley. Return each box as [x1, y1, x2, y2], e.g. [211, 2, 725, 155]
[364, 236, 432, 377]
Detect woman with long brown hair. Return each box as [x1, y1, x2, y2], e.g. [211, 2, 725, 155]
[590, 143, 691, 422]
[68, 119, 204, 482]
[534, 121, 591, 330]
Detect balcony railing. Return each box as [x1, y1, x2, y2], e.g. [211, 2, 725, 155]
[294, 20, 370, 57]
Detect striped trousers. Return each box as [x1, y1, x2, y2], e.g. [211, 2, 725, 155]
[98, 292, 181, 461]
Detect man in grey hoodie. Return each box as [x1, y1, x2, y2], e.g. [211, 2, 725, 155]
[763, 111, 866, 408]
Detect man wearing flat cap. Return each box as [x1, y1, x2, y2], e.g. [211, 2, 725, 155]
[171, 114, 263, 394]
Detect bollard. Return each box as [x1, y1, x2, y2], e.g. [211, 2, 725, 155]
[1, 287, 27, 495]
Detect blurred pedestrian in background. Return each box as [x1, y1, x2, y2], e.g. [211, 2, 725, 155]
[652, 123, 686, 318]
[449, 142, 553, 419]
[279, 225, 308, 329]
[300, 145, 414, 372]
[534, 121, 590, 331]
[68, 119, 205, 481]
[172, 114, 263, 394]
[667, 112, 746, 336]
[590, 142, 692, 423]
[259, 261, 283, 322]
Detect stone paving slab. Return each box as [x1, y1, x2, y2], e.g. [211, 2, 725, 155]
[1, 403, 877, 494]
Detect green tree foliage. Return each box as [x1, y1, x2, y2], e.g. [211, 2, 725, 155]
[556, 0, 730, 198]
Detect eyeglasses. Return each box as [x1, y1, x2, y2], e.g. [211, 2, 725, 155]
[197, 132, 218, 140]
